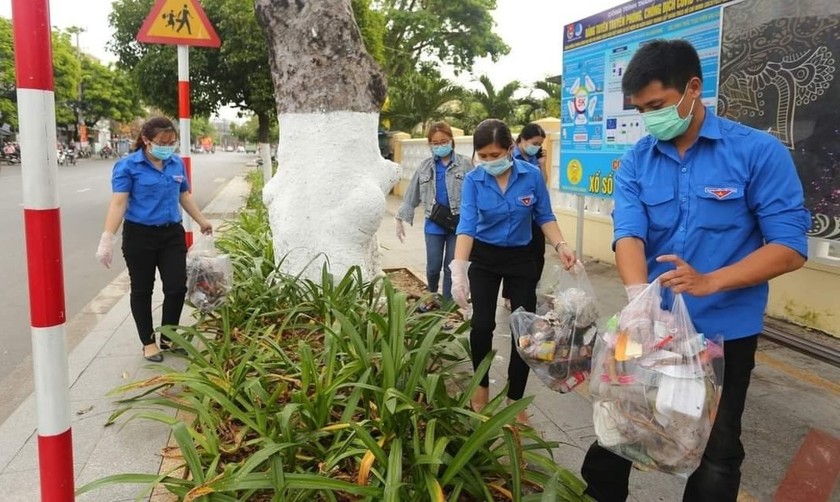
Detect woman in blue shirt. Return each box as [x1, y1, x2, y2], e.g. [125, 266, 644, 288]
[450, 119, 575, 425]
[95, 117, 213, 362]
[396, 122, 473, 309]
[503, 123, 548, 309]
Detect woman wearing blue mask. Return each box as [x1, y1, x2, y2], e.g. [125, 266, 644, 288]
[450, 119, 575, 425]
[396, 121, 473, 311]
[95, 116, 213, 362]
[502, 123, 548, 310]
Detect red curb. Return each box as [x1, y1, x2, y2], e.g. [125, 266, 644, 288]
[774, 428, 840, 502]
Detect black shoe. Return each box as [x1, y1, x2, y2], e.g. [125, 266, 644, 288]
[143, 350, 164, 362]
[160, 342, 186, 355]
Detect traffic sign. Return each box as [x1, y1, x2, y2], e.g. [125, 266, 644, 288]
[136, 0, 220, 48]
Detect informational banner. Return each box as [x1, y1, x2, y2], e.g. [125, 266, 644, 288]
[561, 0, 840, 241]
[560, 0, 730, 198]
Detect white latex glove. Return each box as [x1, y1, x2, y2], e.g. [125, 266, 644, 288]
[96, 231, 117, 269]
[395, 219, 406, 243]
[449, 259, 471, 309]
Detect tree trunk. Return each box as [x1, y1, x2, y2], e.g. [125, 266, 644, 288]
[257, 111, 272, 183]
[255, 0, 398, 281]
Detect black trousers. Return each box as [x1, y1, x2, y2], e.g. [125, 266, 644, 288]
[468, 240, 538, 400]
[581, 335, 758, 502]
[502, 222, 545, 300]
[122, 220, 188, 347]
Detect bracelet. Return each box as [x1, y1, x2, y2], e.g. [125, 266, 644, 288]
[554, 241, 568, 252]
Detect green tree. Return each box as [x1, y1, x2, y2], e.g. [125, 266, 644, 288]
[471, 75, 521, 124]
[109, 0, 387, 145]
[51, 30, 82, 129]
[383, 68, 464, 134]
[0, 18, 16, 129]
[352, 0, 387, 67]
[375, 0, 509, 78]
[79, 57, 144, 127]
[190, 116, 216, 143]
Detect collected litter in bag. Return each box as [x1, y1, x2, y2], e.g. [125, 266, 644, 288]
[187, 235, 232, 313]
[510, 261, 598, 393]
[589, 281, 724, 476]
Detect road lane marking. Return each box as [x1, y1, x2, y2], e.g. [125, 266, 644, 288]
[77, 188, 90, 193]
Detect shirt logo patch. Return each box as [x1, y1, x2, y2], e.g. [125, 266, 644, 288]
[172, 175, 184, 183]
[518, 195, 534, 206]
[704, 187, 738, 200]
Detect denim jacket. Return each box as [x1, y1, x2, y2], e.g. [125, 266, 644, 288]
[396, 153, 474, 225]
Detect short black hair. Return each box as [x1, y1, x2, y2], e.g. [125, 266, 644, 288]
[621, 39, 702, 95]
[473, 119, 514, 150]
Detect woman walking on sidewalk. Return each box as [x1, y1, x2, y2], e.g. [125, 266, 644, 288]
[450, 119, 575, 425]
[502, 123, 549, 310]
[95, 116, 213, 362]
[395, 121, 473, 310]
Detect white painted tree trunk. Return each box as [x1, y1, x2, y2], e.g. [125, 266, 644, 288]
[256, 0, 398, 281]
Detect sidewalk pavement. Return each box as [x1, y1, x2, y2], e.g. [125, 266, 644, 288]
[1, 186, 838, 501]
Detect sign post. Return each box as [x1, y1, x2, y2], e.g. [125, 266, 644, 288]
[137, 0, 220, 247]
[12, 0, 74, 499]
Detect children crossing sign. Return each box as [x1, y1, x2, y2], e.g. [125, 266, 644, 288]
[137, 0, 220, 47]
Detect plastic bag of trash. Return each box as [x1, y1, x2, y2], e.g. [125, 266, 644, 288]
[589, 280, 724, 476]
[186, 235, 232, 313]
[510, 261, 598, 393]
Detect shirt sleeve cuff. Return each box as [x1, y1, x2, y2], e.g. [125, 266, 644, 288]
[612, 231, 646, 251]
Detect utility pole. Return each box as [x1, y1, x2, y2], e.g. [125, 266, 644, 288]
[66, 26, 85, 145]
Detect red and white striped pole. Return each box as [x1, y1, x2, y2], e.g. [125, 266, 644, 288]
[178, 44, 194, 248]
[12, 0, 74, 500]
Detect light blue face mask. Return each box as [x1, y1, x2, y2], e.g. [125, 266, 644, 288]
[641, 86, 696, 141]
[432, 144, 453, 158]
[149, 144, 177, 161]
[480, 156, 512, 176]
[523, 143, 541, 156]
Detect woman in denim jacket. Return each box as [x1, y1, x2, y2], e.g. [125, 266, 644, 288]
[395, 121, 474, 310]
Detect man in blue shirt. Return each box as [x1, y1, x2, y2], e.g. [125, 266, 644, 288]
[581, 40, 811, 502]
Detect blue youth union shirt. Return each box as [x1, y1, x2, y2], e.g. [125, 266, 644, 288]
[111, 149, 190, 226]
[457, 158, 555, 246]
[424, 156, 451, 235]
[612, 112, 811, 341]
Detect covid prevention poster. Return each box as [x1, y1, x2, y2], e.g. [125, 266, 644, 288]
[561, 0, 840, 241]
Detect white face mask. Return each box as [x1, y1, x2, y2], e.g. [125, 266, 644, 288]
[480, 156, 512, 176]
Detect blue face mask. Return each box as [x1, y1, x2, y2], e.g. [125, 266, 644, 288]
[523, 144, 541, 156]
[149, 144, 177, 161]
[480, 156, 512, 177]
[431, 144, 453, 158]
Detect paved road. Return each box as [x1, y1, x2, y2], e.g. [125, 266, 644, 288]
[0, 152, 253, 414]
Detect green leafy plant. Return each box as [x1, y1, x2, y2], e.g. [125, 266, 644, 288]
[77, 171, 590, 501]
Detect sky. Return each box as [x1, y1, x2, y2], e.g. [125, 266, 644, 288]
[0, 0, 628, 119]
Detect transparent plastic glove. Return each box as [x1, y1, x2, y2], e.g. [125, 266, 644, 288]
[395, 219, 406, 243]
[96, 231, 117, 269]
[624, 283, 649, 302]
[449, 259, 471, 309]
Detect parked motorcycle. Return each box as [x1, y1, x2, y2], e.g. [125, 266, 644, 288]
[65, 149, 77, 166]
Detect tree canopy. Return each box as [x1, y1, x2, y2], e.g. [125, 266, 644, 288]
[374, 0, 510, 78]
[0, 19, 142, 133]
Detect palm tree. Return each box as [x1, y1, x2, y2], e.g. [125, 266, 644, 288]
[382, 71, 464, 134]
[471, 75, 521, 123]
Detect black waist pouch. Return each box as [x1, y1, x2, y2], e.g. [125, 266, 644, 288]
[428, 203, 459, 232]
